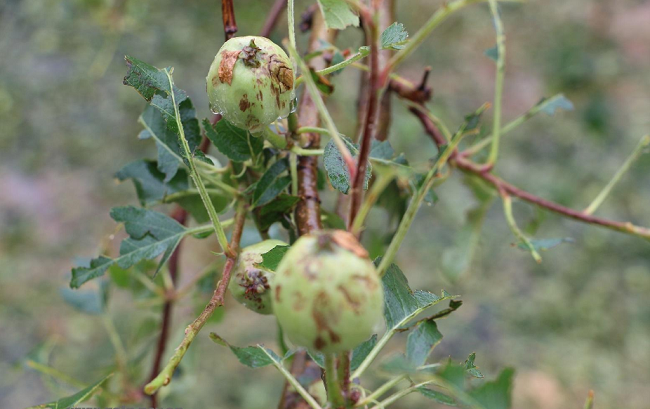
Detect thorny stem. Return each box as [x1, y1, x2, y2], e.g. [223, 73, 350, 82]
[348, 2, 382, 233]
[485, 0, 506, 168]
[584, 135, 650, 215]
[144, 200, 247, 395]
[164, 69, 233, 257]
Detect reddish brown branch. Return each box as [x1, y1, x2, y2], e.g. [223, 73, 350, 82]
[221, 0, 238, 40]
[410, 105, 650, 241]
[260, 0, 286, 38]
[348, 2, 382, 233]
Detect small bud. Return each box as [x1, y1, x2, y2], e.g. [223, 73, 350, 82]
[272, 230, 384, 353]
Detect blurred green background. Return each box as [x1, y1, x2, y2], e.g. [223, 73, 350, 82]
[1, 0, 649, 408]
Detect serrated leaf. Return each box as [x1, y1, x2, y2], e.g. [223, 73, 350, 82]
[70, 207, 189, 288]
[139, 104, 202, 181]
[204, 119, 263, 162]
[438, 360, 466, 389]
[469, 368, 515, 409]
[253, 159, 291, 207]
[351, 334, 378, 371]
[517, 237, 574, 252]
[380, 260, 456, 330]
[257, 194, 301, 231]
[123, 56, 172, 101]
[406, 320, 443, 367]
[115, 159, 188, 206]
[210, 334, 280, 368]
[538, 94, 574, 116]
[28, 373, 113, 409]
[381, 22, 409, 50]
[317, 0, 360, 30]
[465, 352, 484, 378]
[257, 245, 291, 272]
[166, 191, 229, 224]
[323, 136, 371, 194]
[417, 387, 457, 406]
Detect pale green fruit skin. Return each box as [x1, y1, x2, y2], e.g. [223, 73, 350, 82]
[228, 239, 287, 315]
[206, 36, 294, 133]
[272, 231, 384, 353]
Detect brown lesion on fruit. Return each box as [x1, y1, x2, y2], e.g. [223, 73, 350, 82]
[312, 292, 342, 349]
[338, 285, 362, 313]
[269, 54, 294, 92]
[239, 94, 250, 112]
[274, 284, 282, 301]
[218, 50, 241, 85]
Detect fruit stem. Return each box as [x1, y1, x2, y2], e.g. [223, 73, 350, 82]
[325, 353, 345, 408]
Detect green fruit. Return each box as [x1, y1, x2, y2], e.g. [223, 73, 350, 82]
[272, 230, 384, 353]
[206, 36, 294, 133]
[228, 239, 287, 315]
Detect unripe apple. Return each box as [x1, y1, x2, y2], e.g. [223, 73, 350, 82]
[228, 239, 287, 315]
[206, 36, 294, 133]
[272, 230, 384, 353]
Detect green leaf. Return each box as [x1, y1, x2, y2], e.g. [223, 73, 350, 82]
[437, 360, 466, 389]
[139, 104, 202, 181]
[469, 368, 515, 409]
[538, 94, 574, 116]
[166, 191, 230, 224]
[517, 237, 574, 252]
[381, 22, 409, 50]
[351, 334, 377, 371]
[380, 260, 457, 330]
[253, 159, 291, 207]
[204, 119, 263, 162]
[316, 0, 360, 30]
[60, 286, 105, 315]
[28, 373, 113, 409]
[465, 352, 484, 378]
[406, 320, 443, 367]
[323, 135, 371, 194]
[123, 55, 173, 101]
[370, 140, 395, 160]
[484, 45, 499, 62]
[210, 333, 280, 368]
[70, 207, 189, 288]
[256, 194, 301, 231]
[115, 159, 188, 206]
[257, 245, 291, 272]
[417, 387, 457, 406]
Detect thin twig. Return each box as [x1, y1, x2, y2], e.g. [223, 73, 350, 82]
[348, 2, 381, 233]
[485, 0, 506, 168]
[260, 0, 286, 37]
[144, 200, 247, 395]
[409, 105, 650, 242]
